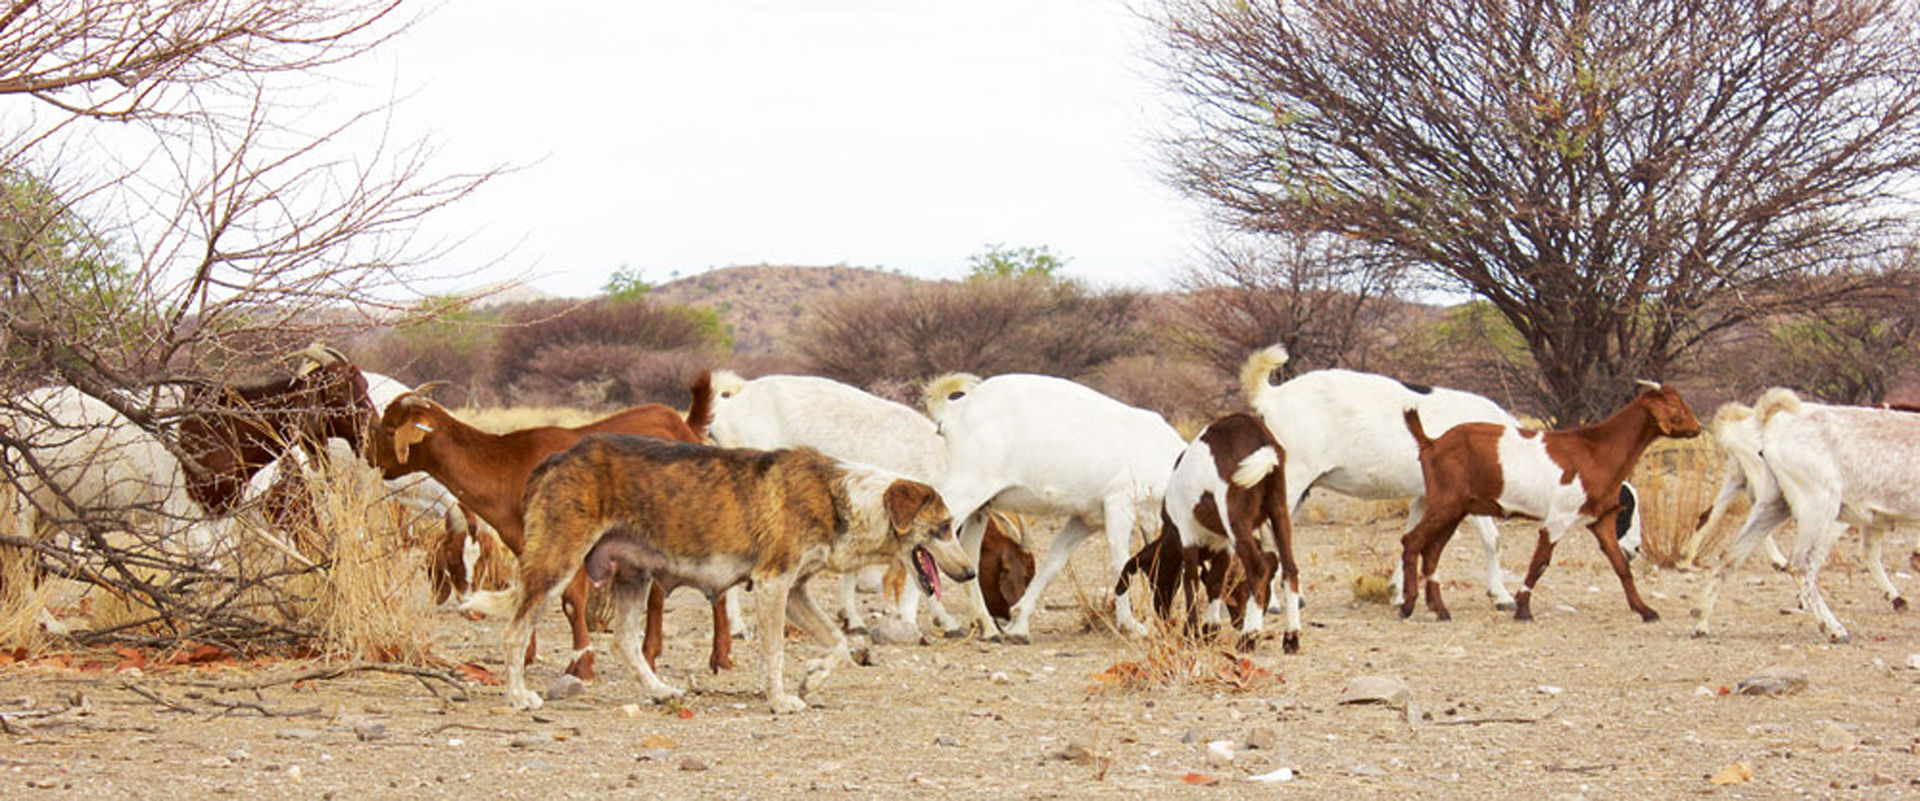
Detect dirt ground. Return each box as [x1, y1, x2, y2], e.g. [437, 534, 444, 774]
[4, 516, 1920, 800]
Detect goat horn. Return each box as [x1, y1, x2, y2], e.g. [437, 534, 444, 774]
[399, 381, 448, 408]
[1635, 378, 1662, 390]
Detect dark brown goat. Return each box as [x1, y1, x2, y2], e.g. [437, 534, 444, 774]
[175, 345, 373, 514]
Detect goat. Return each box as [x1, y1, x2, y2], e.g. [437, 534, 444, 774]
[1399, 382, 1701, 622]
[706, 370, 1032, 640]
[1, 386, 235, 631]
[1240, 345, 1646, 613]
[924, 372, 1186, 643]
[1691, 388, 1920, 642]
[1112, 413, 1297, 652]
[175, 344, 374, 514]
[374, 374, 721, 680]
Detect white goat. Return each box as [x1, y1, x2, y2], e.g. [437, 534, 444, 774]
[3, 386, 232, 631]
[1687, 402, 1792, 571]
[706, 370, 963, 638]
[1240, 345, 1645, 611]
[926, 372, 1186, 643]
[1692, 389, 1920, 642]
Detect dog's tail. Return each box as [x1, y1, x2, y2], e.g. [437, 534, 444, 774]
[460, 587, 519, 619]
[923, 373, 982, 423]
[1755, 386, 1803, 424]
[684, 371, 716, 441]
[1403, 406, 1433, 452]
[711, 369, 748, 400]
[1231, 445, 1281, 489]
[1240, 344, 1290, 408]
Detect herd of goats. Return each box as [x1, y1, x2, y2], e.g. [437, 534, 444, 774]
[4, 340, 1919, 712]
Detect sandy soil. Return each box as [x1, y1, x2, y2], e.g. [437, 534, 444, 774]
[4, 517, 1919, 799]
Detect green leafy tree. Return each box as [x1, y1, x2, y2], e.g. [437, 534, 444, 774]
[602, 265, 652, 303]
[966, 244, 1069, 281]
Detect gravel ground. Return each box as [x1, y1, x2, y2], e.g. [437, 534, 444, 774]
[4, 517, 1919, 799]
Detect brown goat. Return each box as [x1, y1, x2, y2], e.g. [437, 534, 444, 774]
[1399, 383, 1701, 623]
[176, 345, 373, 514]
[370, 373, 719, 681]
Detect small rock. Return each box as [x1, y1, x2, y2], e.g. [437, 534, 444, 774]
[1180, 726, 1207, 744]
[1736, 666, 1810, 697]
[1906, 653, 1920, 670]
[870, 618, 921, 645]
[353, 722, 388, 742]
[1709, 761, 1753, 785]
[509, 733, 556, 749]
[619, 703, 644, 718]
[286, 765, 302, 779]
[1338, 675, 1412, 710]
[1818, 722, 1857, 752]
[1555, 604, 1578, 614]
[543, 674, 586, 701]
[1870, 772, 1897, 786]
[1057, 737, 1097, 764]
[1206, 740, 1236, 767]
[1693, 685, 1715, 697]
[1245, 726, 1279, 752]
[989, 671, 1011, 685]
[227, 748, 252, 763]
[933, 736, 959, 748]
[1248, 767, 1294, 783]
[679, 756, 710, 772]
[276, 729, 323, 742]
[1351, 763, 1387, 777]
[1538, 685, 1564, 696]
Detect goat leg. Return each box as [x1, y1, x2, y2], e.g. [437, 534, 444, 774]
[561, 572, 597, 681]
[1591, 510, 1658, 622]
[1514, 529, 1557, 622]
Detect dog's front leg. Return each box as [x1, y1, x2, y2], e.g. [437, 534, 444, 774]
[785, 578, 851, 698]
[755, 575, 805, 714]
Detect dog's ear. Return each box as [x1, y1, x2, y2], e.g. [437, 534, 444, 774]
[392, 417, 433, 463]
[882, 480, 933, 536]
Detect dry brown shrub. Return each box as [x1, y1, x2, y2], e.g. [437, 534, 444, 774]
[1628, 437, 1725, 567]
[1090, 620, 1282, 695]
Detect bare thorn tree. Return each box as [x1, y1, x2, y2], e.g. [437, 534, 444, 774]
[1153, 0, 1920, 422]
[1, 1, 497, 652]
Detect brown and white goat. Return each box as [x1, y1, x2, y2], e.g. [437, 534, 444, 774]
[370, 374, 720, 681]
[1112, 413, 1297, 652]
[1399, 382, 1701, 622]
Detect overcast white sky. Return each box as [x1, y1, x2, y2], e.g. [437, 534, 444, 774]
[342, 0, 1210, 298]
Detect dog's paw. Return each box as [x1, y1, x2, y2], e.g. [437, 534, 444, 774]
[769, 693, 807, 715]
[643, 681, 686, 702]
[507, 688, 545, 711]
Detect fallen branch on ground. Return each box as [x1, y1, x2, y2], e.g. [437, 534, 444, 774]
[1430, 703, 1562, 727]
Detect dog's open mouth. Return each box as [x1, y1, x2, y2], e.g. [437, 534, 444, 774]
[912, 545, 941, 600]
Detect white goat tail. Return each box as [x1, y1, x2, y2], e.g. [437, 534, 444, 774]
[922, 373, 982, 422]
[460, 588, 519, 619]
[1239, 344, 1290, 406]
[1755, 387, 1803, 424]
[1231, 446, 1280, 489]
[711, 369, 748, 400]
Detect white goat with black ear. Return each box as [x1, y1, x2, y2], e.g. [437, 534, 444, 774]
[1692, 389, 1920, 642]
[926, 372, 1186, 644]
[1240, 344, 1647, 612]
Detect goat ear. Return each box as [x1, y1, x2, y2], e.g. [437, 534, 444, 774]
[392, 419, 433, 463]
[882, 480, 933, 536]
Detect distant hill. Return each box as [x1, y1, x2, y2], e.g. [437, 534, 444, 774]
[649, 264, 924, 356]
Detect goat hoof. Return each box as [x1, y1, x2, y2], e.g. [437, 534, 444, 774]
[1690, 626, 1711, 639]
[1434, 610, 1451, 622]
[1893, 597, 1908, 612]
[1639, 609, 1660, 623]
[1493, 600, 1516, 612]
[1513, 610, 1533, 623]
[1829, 632, 1851, 645]
[1281, 632, 1300, 655]
[565, 653, 597, 682]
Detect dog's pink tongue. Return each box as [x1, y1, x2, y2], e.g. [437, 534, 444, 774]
[919, 549, 942, 599]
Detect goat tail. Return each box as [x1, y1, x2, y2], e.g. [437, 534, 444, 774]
[711, 369, 747, 400]
[460, 587, 519, 619]
[684, 371, 717, 441]
[922, 373, 982, 422]
[1403, 406, 1433, 451]
[1231, 445, 1281, 489]
[1239, 344, 1290, 406]
[1754, 387, 1803, 424]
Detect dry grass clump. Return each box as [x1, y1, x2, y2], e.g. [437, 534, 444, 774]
[1627, 437, 1724, 567]
[0, 483, 55, 654]
[1090, 618, 1281, 695]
